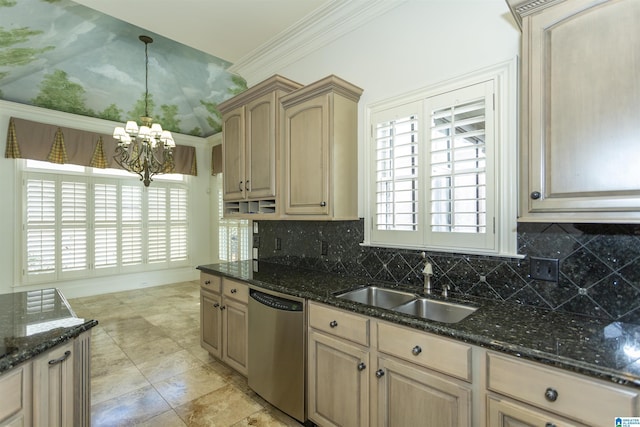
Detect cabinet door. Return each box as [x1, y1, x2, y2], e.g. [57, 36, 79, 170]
[283, 94, 330, 215]
[201, 290, 222, 359]
[308, 330, 369, 427]
[487, 395, 587, 427]
[33, 342, 74, 427]
[376, 356, 471, 427]
[222, 298, 248, 375]
[520, 0, 640, 220]
[222, 106, 246, 201]
[245, 92, 277, 199]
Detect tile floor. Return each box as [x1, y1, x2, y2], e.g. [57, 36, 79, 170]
[69, 281, 302, 427]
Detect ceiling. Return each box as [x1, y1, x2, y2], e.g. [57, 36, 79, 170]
[0, 0, 331, 137]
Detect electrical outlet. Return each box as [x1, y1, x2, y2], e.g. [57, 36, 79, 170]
[321, 240, 328, 256]
[275, 237, 282, 251]
[529, 256, 559, 282]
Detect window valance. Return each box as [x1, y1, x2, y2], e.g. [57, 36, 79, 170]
[5, 117, 197, 176]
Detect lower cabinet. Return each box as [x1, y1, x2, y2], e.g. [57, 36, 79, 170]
[487, 394, 587, 427]
[199, 273, 248, 376]
[0, 331, 91, 427]
[375, 356, 471, 427]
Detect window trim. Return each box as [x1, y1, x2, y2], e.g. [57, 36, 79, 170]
[363, 59, 519, 257]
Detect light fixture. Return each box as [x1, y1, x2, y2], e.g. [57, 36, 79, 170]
[113, 35, 175, 187]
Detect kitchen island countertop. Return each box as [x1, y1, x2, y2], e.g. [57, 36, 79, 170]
[0, 288, 98, 374]
[198, 260, 640, 389]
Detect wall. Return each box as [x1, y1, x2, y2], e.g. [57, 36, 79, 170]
[255, 220, 640, 323]
[0, 100, 213, 297]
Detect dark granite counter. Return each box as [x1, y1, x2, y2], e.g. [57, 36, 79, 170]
[0, 288, 98, 374]
[199, 260, 640, 389]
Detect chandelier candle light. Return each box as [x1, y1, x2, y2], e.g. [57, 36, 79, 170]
[113, 35, 175, 187]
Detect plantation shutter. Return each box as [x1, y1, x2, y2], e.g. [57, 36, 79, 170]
[94, 183, 118, 269]
[121, 185, 143, 266]
[170, 188, 188, 261]
[25, 177, 56, 277]
[60, 180, 88, 274]
[426, 81, 495, 250]
[147, 187, 167, 263]
[370, 102, 422, 247]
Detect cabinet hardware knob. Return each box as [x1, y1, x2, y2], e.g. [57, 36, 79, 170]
[531, 191, 541, 200]
[375, 369, 385, 378]
[412, 345, 422, 356]
[544, 387, 558, 402]
[320, 201, 326, 207]
[221, 305, 226, 311]
[329, 320, 338, 328]
[239, 181, 244, 191]
[48, 350, 71, 366]
[357, 362, 366, 371]
[213, 303, 220, 308]
[545, 423, 556, 427]
[231, 288, 237, 294]
[204, 280, 211, 285]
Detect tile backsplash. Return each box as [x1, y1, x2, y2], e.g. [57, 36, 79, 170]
[256, 219, 640, 323]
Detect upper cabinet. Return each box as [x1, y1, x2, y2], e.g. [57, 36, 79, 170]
[281, 75, 363, 220]
[219, 75, 303, 217]
[508, 0, 640, 222]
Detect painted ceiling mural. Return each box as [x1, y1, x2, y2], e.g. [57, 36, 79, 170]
[0, 0, 247, 137]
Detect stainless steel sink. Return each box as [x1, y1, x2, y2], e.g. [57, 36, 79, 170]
[393, 298, 477, 323]
[335, 286, 416, 309]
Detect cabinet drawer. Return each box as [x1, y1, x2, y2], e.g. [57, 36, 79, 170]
[200, 273, 221, 293]
[377, 321, 471, 382]
[222, 278, 248, 303]
[0, 365, 26, 423]
[309, 302, 369, 347]
[487, 352, 638, 425]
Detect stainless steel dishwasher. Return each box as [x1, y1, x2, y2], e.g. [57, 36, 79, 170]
[248, 288, 306, 423]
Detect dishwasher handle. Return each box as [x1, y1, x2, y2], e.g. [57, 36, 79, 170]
[250, 289, 303, 312]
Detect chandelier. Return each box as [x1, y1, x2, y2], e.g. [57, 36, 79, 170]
[113, 35, 175, 187]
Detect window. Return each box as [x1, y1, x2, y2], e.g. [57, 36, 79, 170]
[217, 176, 251, 262]
[22, 163, 190, 284]
[366, 61, 518, 256]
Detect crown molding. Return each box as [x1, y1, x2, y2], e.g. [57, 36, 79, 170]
[229, 0, 407, 86]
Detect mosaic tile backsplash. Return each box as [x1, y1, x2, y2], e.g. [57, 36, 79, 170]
[255, 220, 640, 324]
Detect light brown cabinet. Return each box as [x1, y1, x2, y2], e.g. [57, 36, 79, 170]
[486, 351, 638, 426]
[199, 273, 248, 376]
[0, 331, 91, 427]
[281, 75, 362, 219]
[219, 75, 302, 217]
[508, 0, 640, 222]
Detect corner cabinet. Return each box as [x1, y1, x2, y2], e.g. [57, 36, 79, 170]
[281, 75, 363, 220]
[219, 75, 302, 218]
[508, 0, 640, 222]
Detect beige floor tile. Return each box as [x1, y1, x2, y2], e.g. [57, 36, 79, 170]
[174, 383, 264, 427]
[133, 410, 187, 427]
[152, 364, 229, 408]
[92, 363, 150, 405]
[92, 345, 135, 378]
[136, 348, 203, 383]
[231, 409, 297, 427]
[120, 336, 184, 365]
[92, 384, 171, 427]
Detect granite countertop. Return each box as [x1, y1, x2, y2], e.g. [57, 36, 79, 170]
[0, 288, 98, 374]
[199, 260, 640, 389]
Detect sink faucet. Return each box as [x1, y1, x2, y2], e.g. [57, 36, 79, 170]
[422, 262, 433, 294]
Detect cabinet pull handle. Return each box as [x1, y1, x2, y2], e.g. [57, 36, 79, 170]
[375, 369, 385, 378]
[357, 362, 366, 371]
[213, 303, 220, 308]
[239, 181, 244, 191]
[320, 201, 326, 207]
[204, 280, 211, 285]
[544, 387, 558, 402]
[48, 350, 71, 366]
[245, 180, 250, 191]
[545, 423, 556, 427]
[412, 345, 422, 356]
[329, 320, 338, 328]
[221, 305, 226, 311]
[530, 191, 541, 200]
[230, 288, 237, 294]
